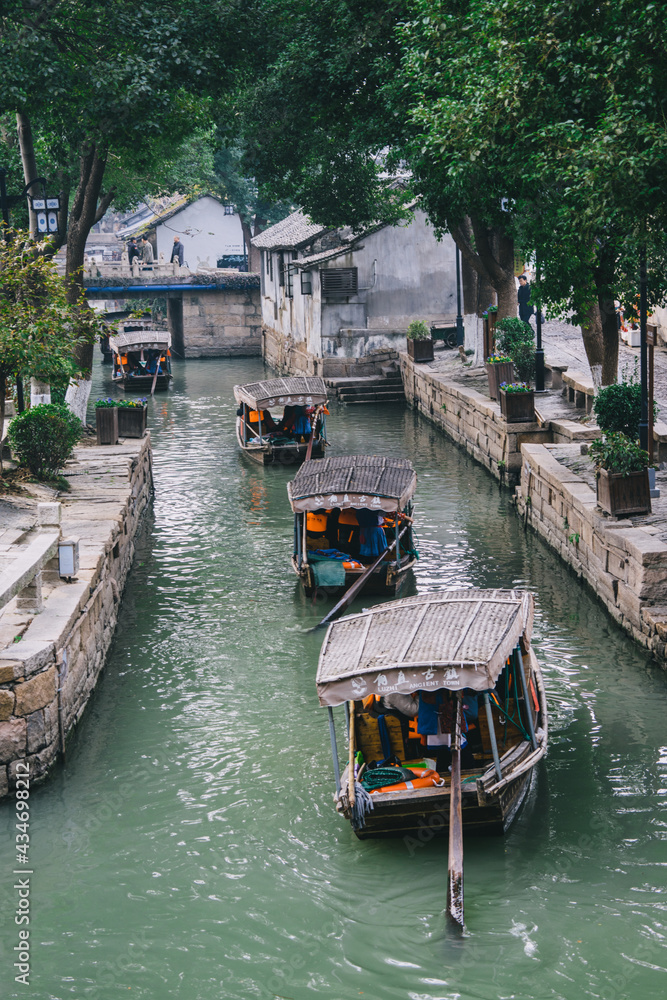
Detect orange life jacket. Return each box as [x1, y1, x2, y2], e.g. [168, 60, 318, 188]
[370, 768, 445, 794]
[306, 512, 328, 533]
[339, 509, 359, 526]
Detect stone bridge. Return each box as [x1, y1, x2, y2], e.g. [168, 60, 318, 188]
[82, 262, 261, 359]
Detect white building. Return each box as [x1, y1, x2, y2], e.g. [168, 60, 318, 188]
[252, 209, 458, 376]
[144, 194, 245, 270]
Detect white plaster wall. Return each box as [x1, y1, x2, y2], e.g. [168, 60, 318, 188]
[155, 196, 244, 269]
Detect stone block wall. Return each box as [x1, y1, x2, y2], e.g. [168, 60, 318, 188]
[262, 324, 399, 378]
[0, 437, 153, 797]
[182, 287, 261, 357]
[517, 443, 667, 664]
[400, 353, 551, 484]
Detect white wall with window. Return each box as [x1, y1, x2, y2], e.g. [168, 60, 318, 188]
[154, 195, 244, 269]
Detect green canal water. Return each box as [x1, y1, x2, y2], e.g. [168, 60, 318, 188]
[2, 357, 667, 1000]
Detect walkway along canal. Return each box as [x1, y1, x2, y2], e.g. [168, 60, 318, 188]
[1, 357, 666, 1000]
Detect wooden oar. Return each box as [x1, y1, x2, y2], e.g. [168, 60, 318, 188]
[316, 525, 409, 629]
[447, 690, 465, 931]
[304, 404, 324, 461]
[150, 365, 159, 396]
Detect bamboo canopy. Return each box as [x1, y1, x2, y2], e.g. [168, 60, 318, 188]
[233, 376, 328, 410]
[109, 330, 171, 354]
[288, 455, 416, 513]
[316, 589, 534, 706]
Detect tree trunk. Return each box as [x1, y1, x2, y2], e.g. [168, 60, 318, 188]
[16, 113, 39, 235]
[63, 142, 115, 422]
[451, 215, 517, 320]
[580, 301, 605, 390]
[240, 216, 260, 273]
[594, 248, 620, 386]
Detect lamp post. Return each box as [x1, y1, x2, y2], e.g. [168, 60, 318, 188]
[455, 245, 465, 348]
[639, 246, 649, 453]
[535, 263, 545, 392]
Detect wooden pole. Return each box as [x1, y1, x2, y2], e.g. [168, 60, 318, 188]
[348, 700, 356, 809]
[483, 691, 502, 781]
[648, 338, 655, 465]
[446, 690, 465, 931]
[328, 707, 341, 795]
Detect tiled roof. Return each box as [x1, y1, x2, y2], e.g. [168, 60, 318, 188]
[251, 211, 329, 250]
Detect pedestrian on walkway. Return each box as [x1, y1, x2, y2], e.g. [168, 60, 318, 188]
[170, 236, 184, 267]
[127, 238, 139, 266]
[140, 236, 154, 266]
[518, 274, 534, 324]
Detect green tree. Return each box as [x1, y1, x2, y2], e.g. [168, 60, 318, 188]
[398, 0, 667, 383]
[0, 0, 242, 415]
[0, 233, 101, 469]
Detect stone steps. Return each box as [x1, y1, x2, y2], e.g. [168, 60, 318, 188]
[339, 389, 407, 404]
[329, 373, 406, 404]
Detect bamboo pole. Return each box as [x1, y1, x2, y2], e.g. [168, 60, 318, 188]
[348, 700, 356, 809]
[328, 707, 341, 795]
[515, 647, 537, 750]
[483, 691, 502, 781]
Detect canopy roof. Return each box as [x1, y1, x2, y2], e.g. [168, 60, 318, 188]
[234, 376, 328, 410]
[109, 330, 171, 353]
[287, 455, 416, 513]
[316, 588, 534, 706]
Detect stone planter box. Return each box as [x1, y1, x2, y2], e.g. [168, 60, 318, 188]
[95, 407, 118, 446]
[407, 338, 434, 363]
[117, 405, 147, 438]
[485, 361, 514, 400]
[499, 388, 535, 423]
[597, 467, 651, 517]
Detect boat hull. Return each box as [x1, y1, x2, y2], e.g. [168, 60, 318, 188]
[293, 554, 416, 598]
[338, 648, 548, 840]
[348, 766, 533, 840]
[236, 419, 325, 466]
[112, 374, 172, 391]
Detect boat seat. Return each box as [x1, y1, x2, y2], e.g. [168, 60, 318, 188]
[355, 712, 405, 764]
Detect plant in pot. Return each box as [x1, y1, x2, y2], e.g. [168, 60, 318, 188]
[485, 353, 514, 400]
[116, 397, 148, 438]
[94, 398, 119, 445]
[589, 432, 651, 516]
[494, 317, 535, 383]
[406, 319, 434, 362]
[499, 381, 535, 422]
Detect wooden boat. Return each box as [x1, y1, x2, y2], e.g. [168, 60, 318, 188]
[233, 376, 330, 466]
[287, 455, 418, 598]
[109, 324, 173, 391]
[316, 589, 547, 842]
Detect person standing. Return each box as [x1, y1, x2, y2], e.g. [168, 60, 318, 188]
[517, 274, 534, 324]
[140, 236, 154, 266]
[170, 235, 184, 266]
[127, 238, 139, 266]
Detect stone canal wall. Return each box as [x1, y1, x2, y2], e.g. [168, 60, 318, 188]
[516, 444, 667, 661]
[0, 436, 152, 797]
[399, 352, 550, 484]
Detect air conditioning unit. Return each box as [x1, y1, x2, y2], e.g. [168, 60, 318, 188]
[320, 267, 358, 294]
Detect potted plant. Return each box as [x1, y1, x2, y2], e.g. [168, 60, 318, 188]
[406, 320, 434, 362]
[485, 354, 514, 400]
[589, 432, 651, 517]
[494, 317, 536, 383]
[94, 398, 119, 445]
[116, 398, 148, 438]
[499, 381, 535, 422]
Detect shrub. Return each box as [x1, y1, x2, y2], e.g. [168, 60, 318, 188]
[406, 320, 431, 340]
[593, 370, 656, 440]
[589, 432, 648, 476]
[8, 403, 83, 479]
[495, 317, 535, 382]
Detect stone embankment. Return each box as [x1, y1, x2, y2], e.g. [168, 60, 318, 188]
[516, 444, 667, 660]
[400, 350, 667, 669]
[0, 436, 152, 796]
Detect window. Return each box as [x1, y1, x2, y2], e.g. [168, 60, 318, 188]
[286, 263, 294, 298]
[320, 267, 358, 294]
[278, 253, 285, 287]
[300, 270, 312, 295]
[224, 205, 235, 215]
[269, 253, 273, 281]
[265, 251, 270, 275]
